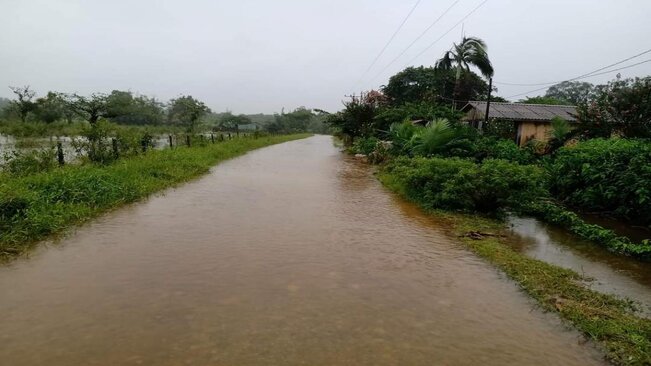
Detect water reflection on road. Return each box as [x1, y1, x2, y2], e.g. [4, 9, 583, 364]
[0, 136, 605, 365]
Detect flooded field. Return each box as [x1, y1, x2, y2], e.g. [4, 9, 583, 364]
[0, 136, 606, 365]
[0, 134, 73, 163]
[0, 134, 175, 164]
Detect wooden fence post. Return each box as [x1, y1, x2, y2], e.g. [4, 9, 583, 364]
[169, 134, 173, 148]
[57, 142, 65, 166]
[211, 133, 215, 144]
[112, 138, 119, 160]
[186, 135, 191, 147]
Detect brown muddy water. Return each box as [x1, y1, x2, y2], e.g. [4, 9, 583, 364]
[579, 213, 651, 244]
[508, 216, 651, 317]
[0, 136, 606, 365]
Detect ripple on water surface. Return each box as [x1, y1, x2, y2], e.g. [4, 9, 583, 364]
[0, 136, 606, 365]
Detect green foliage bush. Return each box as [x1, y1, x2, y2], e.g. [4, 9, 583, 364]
[388, 121, 420, 155]
[71, 120, 117, 164]
[386, 120, 477, 158]
[374, 101, 462, 134]
[473, 137, 535, 164]
[368, 141, 391, 164]
[70, 120, 160, 164]
[548, 138, 651, 226]
[446, 159, 547, 212]
[382, 156, 546, 213]
[350, 136, 379, 155]
[2, 148, 57, 176]
[116, 128, 155, 155]
[410, 119, 464, 157]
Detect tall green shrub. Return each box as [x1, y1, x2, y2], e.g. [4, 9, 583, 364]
[382, 156, 546, 213]
[548, 138, 651, 226]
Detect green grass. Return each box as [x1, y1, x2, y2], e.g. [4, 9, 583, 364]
[0, 134, 311, 258]
[379, 171, 651, 366]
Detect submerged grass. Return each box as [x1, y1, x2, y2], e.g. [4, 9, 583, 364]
[0, 134, 311, 258]
[379, 171, 651, 366]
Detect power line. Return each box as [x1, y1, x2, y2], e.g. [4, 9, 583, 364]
[358, 0, 423, 83]
[364, 0, 462, 85]
[403, 0, 489, 67]
[504, 58, 651, 99]
[495, 47, 651, 87]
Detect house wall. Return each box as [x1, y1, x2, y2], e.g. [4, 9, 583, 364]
[516, 121, 552, 146]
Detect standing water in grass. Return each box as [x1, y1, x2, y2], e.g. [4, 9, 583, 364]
[507, 216, 651, 317]
[0, 136, 605, 365]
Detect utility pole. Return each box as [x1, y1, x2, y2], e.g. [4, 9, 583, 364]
[482, 77, 493, 131]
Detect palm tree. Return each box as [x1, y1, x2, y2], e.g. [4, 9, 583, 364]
[410, 119, 464, 156]
[435, 36, 494, 107]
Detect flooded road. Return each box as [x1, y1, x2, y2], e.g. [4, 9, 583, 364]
[0, 136, 605, 365]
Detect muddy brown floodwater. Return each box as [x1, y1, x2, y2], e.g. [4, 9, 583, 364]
[0, 136, 606, 365]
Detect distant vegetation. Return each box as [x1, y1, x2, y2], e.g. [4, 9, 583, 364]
[0, 87, 332, 137]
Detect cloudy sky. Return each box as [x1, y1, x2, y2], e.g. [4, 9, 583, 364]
[1, 0, 650, 113]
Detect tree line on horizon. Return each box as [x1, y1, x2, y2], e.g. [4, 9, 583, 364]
[0, 88, 331, 134]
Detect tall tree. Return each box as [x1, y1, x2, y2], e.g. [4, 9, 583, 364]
[168, 95, 210, 132]
[217, 112, 252, 131]
[544, 81, 595, 105]
[325, 91, 384, 143]
[382, 66, 488, 106]
[576, 77, 651, 138]
[518, 96, 567, 105]
[34, 92, 69, 123]
[105, 90, 165, 125]
[69, 93, 109, 124]
[9, 86, 37, 122]
[434, 36, 494, 106]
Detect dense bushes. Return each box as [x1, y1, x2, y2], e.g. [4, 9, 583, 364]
[350, 136, 379, 155]
[381, 132, 651, 230]
[548, 138, 651, 227]
[381, 156, 546, 213]
[472, 137, 535, 164]
[2, 148, 57, 176]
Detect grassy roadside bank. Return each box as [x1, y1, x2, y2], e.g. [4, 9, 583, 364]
[0, 134, 311, 258]
[379, 171, 651, 366]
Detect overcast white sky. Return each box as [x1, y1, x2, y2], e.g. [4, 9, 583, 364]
[1, 0, 650, 113]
